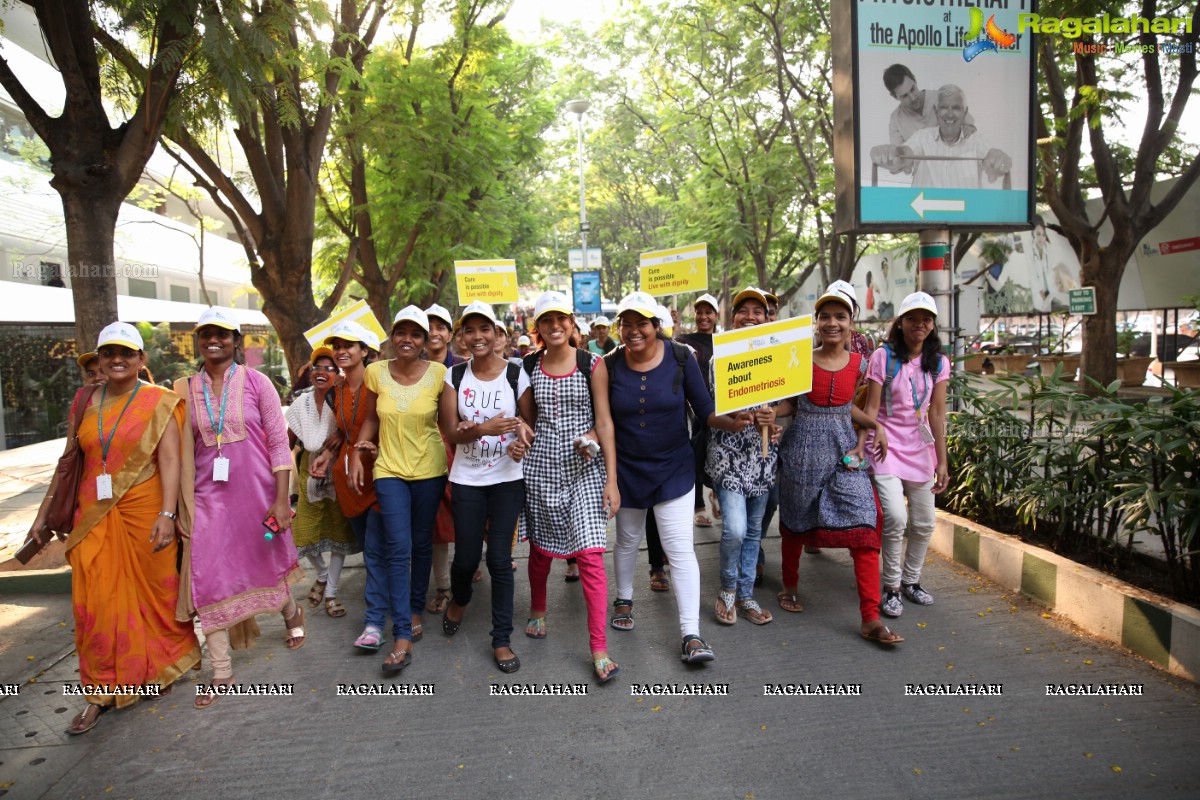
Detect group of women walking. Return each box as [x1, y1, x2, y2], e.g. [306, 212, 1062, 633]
[26, 280, 949, 735]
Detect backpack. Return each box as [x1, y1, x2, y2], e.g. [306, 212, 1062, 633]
[450, 360, 522, 406]
[602, 340, 692, 395]
[522, 348, 593, 394]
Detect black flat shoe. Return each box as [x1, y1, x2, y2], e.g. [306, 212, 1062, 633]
[494, 652, 520, 674]
[442, 613, 462, 636]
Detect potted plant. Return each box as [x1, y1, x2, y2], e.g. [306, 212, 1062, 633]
[1035, 311, 1079, 381]
[1115, 327, 1154, 387]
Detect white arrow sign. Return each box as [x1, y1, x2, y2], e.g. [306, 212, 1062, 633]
[911, 192, 966, 219]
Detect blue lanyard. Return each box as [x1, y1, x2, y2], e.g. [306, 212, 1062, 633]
[909, 368, 929, 420]
[201, 364, 236, 451]
[97, 382, 142, 472]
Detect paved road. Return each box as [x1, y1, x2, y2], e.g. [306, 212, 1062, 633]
[2, 526, 1198, 800]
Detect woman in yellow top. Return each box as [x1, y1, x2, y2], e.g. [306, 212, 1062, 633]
[349, 306, 448, 673]
[27, 322, 200, 734]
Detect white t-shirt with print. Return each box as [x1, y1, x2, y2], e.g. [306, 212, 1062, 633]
[443, 362, 530, 486]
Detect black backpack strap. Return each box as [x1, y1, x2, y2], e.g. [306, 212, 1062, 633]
[602, 344, 625, 375]
[450, 361, 469, 392]
[669, 341, 690, 394]
[576, 348, 593, 394]
[522, 350, 541, 378]
[505, 361, 521, 404]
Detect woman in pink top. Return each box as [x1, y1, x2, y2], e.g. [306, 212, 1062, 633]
[862, 292, 950, 620]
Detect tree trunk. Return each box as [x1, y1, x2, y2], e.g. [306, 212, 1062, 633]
[59, 189, 121, 354]
[255, 218, 322, 378]
[1078, 244, 1122, 390]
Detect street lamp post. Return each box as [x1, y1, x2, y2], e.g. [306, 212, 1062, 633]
[564, 99, 591, 279]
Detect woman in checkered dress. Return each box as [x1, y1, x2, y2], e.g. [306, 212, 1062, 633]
[512, 291, 621, 683]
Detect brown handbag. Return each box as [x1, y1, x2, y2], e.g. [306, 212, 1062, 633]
[43, 385, 99, 535]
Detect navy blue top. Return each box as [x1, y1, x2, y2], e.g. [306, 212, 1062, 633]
[609, 343, 715, 509]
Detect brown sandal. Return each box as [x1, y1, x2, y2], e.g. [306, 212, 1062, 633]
[777, 592, 804, 613]
[325, 597, 346, 618]
[862, 623, 904, 645]
[285, 605, 306, 650]
[425, 586, 451, 614]
[305, 580, 327, 608]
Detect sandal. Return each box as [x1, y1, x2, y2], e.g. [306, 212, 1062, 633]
[284, 605, 306, 649]
[715, 590, 737, 625]
[382, 646, 412, 674]
[737, 599, 773, 625]
[564, 562, 581, 583]
[649, 570, 670, 592]
[525, 616, 547, 639]
[693, 511, 713, 528]
[193, 677, 234, 710]
[411, 618, 423, 643]
[593, 655, 620, 684]
[681, 634, 716, 664]
[709, 490, 722, 520]
[610, 599, 634, 632]
[354, 625, 384, 652]
[325, 597, 346, 618]
[65, 703, 106, 734]
[862, 623, 904, 645]
[777, 592, 804, 613]
[425, 586, 451, 614]
[305, 580, 327, 608]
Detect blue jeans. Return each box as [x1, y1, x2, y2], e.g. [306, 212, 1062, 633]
[716, 486, 769, 600]
[374, 476, 447, 640]
[449, 480, 524, 649]
[348, 508, 387, 631]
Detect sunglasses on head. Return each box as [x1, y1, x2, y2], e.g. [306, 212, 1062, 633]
[311, 365, 339, 373]
[98, 346, 138, 359]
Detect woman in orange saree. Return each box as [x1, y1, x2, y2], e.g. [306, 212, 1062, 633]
[27, 323, 201, 735]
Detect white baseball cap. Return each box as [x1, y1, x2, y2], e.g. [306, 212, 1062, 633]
[517, 335, 531, 346]
[392, 305, 430, 333]
[731, 286, 770, 311]
[533, 291, 573, 321]
[425, 303, 453, 329]
[96, 322, 144, 351]
[577, 319, 591, 336]
[694, 293, 719, 313]
[324, 320, 381, 352]
[458, 300, 498, 327]
[897, 291, 938, 319]
[616, 291, 658, 320]
[591, 315, 611, 327]
[194, 306, 241, 333]
[655, 304, 673, 331]
[815, 280, 859, 315]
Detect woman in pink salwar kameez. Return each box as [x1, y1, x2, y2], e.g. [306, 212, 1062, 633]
[174, 308, 305, 708]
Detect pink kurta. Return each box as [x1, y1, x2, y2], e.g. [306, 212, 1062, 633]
[188, 364, 301, 633]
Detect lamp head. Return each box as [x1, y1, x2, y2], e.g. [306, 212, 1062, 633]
[564, 98, 591, 116]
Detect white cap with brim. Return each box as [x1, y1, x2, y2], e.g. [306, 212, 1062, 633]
[533, 291, 573, 321]
[324, 320, 381, 352]
[96, 322, 144, 351]
[815, 280, 859, 315]
[591, 316, 611, 327]
[694, 293, 719, 313]
[655, 304, 673, 331]
[392, 305, 430, 333]
[194, 307, 241, 333]
[457, 300, 498, 327]
[616, 291, 658, 320]
[897, 291, 939, 319]
[425, 303, 453, 329]
[732, 286, 770, 311]
[517, 335, 531, 346]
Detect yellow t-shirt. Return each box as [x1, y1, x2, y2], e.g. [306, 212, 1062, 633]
[364, 360, 448, 481]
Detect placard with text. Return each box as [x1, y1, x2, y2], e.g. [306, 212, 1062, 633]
[712, 316, 813, 415]
[639, 243, 708, 296]
[455, 259, 519, 304]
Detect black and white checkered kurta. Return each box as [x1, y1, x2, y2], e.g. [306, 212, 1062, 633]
[522, 353, 608, 557]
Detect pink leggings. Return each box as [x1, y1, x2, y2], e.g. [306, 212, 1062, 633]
[781, 538, 881, 624]
[529, 548, 608, 653]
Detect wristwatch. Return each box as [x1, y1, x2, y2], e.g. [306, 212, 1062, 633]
[158, 510, 178, 520]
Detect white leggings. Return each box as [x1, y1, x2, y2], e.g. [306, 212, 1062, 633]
[873, 474, 936, 588]
[614, 489, 699, 638]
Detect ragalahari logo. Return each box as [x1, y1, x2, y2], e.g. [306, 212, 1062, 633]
[962, 8, 1016, 62]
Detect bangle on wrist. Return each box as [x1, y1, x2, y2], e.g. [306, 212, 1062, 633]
[158, 510, 177, 520]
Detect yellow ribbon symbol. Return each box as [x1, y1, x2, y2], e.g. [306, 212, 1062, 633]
[788, 345, 799, 368]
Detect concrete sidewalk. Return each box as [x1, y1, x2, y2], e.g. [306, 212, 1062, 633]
[2, 531, 1198, 800]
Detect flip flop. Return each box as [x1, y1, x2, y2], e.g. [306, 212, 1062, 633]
[525, 617, 547, 639]
[382, 648, 412, 674]
[593, 656, 620, 684]
[354, 626, 383, 652]
[693, 512, 713, 528]
[862, 624, 904, 645]
[65, 703, 106, 734]
[649, 570, 670, 592]
[715, 591, 737, 625]
[738, 599, 773, 625]
[777, 592, 804, 613]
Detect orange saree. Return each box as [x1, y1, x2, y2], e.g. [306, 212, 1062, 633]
[66, 384, 201, 708]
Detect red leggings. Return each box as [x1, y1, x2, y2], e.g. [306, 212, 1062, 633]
[528, 548, 609, 653]
[781, 537, 881, 624]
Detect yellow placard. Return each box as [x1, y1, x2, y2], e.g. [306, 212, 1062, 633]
[303, 300, 386, 348]
[712, 315, 813, 415]
[455, 259, 518, 304]
[639, 243, 708, 296]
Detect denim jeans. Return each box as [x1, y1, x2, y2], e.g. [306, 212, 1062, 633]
[348, 508, 387, 631]
[449, 479, 524, 649]
[716, 486, 769, 600]
[374, 475, 447, 640]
